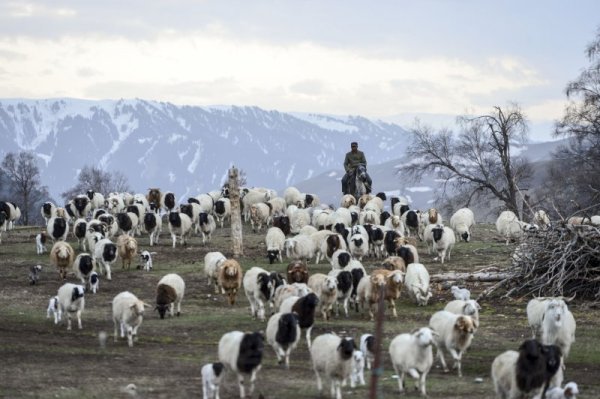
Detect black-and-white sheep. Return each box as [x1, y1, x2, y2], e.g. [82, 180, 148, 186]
[57, 283, 85, 330]
[310, 333, 356, 399]
[93, 238, 118, 280]
[266, 312, 300, 369]
[218, 330, 264, 399]
[155, 273, 185, 319]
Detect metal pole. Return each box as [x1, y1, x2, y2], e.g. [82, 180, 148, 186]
[369, 284, 386, 399]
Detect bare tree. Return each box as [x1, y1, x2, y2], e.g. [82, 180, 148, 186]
[401, 105, 532, 219]
[2, 151, 49, 225]
[61, 165, 132, 201]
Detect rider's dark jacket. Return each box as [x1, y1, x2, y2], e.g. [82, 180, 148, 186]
[343, 150, 367, 173]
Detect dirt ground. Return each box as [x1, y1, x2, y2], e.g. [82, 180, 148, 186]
[0, 221, 599, 399]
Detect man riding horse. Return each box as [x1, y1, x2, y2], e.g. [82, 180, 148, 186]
[341, 142, 372, 196]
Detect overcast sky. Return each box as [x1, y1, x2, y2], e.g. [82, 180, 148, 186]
[1, 1, 598, 140]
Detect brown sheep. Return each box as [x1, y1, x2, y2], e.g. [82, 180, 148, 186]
[381, 256, 406, 272]
[356, 272, 386, 321]
[147, 188, 162, 212]
[217, 259, 243, 305]
[117, 234, 138, 269]
[370, 269, 405, 318]
[287, 260, 309, 283]
[50, 241, 75, 280]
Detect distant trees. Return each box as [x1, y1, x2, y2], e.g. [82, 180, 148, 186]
[1, 151, 49, 225]
[400, 105, 532, 219]
[545, 27, 600, 216]
[61, 165, 131, 202]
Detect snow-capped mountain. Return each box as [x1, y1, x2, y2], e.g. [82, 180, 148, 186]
[0, 98, 410, 203]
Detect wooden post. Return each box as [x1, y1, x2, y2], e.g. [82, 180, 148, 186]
[369, 284, 386, 399]
[228, 166, 243, 258]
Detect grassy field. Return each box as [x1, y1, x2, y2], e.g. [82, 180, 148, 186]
[0, 221, 598, 398]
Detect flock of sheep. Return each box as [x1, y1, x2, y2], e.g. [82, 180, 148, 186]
[0, 188, 589, 399]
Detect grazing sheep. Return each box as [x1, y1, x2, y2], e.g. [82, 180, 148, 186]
[496, 210, 535, 245]
[450, 208, 475, 242]
[491, 339, 563, 399]
[546, 382, 579, 399]
[112, 291, 147, 347]
[451, 285, 471, 301]
[117, 234, 138, 270]
[310, 333, 356, 399]
[143, 211, 162, 246]
[445, 299, 481, 328]
[266, 312, 301, 369]
[47, 216, 69, 242]
[72, 253, 96, 291]
[389, 327, 437, 396]
[93, 238, 118, 280]
[139, 250, 155, 271]
[431, 225, 456, 264]
[46, 295, 60, 324]
[57, 283, 85, 330]
[218, 331, 264, 399]
[155, 273, 185, 319]
[35, 231, 48, 255]
[50, 241, 75, 280]
[308, 273, 338, 321]
[213, 198, 231, 228]
[218, 259, 243, 305]
[360, 334, 375, 370]
[168, 211, 193, 248]
[272, 215, 291, 236]
[201, 362, 225, 399]
[243, 267, 276, 321]
[266, 227, 285, 264]
[29, 264, 42, 285]
[429, 310, 476, 377]
[204, 251, 227, 294]
[198, 212, 217, 244]
[404, 263, 433, 306]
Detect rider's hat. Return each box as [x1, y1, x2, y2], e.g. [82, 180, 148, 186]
[351, 142, 358, 147]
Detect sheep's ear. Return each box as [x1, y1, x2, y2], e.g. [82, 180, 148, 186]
[410, 327, 420, 334]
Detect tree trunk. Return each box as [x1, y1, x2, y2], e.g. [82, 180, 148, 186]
[228, 167, 243, 258]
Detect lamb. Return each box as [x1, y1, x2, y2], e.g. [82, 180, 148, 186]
[213, 198, 231, 228]
[429, 310, 476, 377]
[139, 250, 156, 271]
[444, 299, 481, 328]
[155, 273, 185, 318]
[310, 333, 356, 399]
[35, 231, 48, 253]
[72, 253, 96, 291]
[307, 273, 339, 321]
[143, 211, 162, 246]
[242, 188, 271, 221]
[117, 234, 138, 270]
[360, 334, 375, 370]
[57, 283, 85, 330]
[29, 264, 42, 285]
[347, 350, 366, 388]
[47, 216, 69, 242]
[451, 285, 471, 301]
[450, 208, 475, 242]
[88, 272, 99, 294]
[46, 295, 60, 324]
[491, 339, 563, 399]
[243, 266, 276, 321]
[204, 251, 227, 294]
[404, 263, 433, 306]
[533, 209, 552, 230]
[431, 225, 456, 264]
[198, 212, 217, 244]
[527, 297, 576, 358]
[266, 312, 301, 369]
[265, 226, 285, 264]
[388, 327, 437, 396]
[217, 259, 243, 305]
[93, 238, 118, 280]
[284, 234, 315, 261]
[50, 241, 75, 280]
[280, 293, 319, 349]
[168, 211, 193, 248]
[112, 291, 147, 347]
[201, 362, 225, 399]
[546, 382, 579, 399]
[327, 269, 353, 317]
[218, 331, 264, 399]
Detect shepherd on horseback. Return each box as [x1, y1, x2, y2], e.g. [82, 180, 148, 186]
[341, 141, 372, 197]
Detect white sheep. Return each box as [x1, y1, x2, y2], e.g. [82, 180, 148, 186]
[46, 295, 60, 324]
[360, 334, 375, 370]
[527, 298, 576, 358]
[431, 225, 456, 264]
[429, 310, 476, 377]
[218, 330, 264, 399]
[450, 285, 471, 301]
[298, 224, 318, 236]
[267, 196, 287, 217]
[273, 283, 312, 311]
[193, 193, 216, 215]
[312, 208, 332, 230]
[50, 241, 75, 280]
[284, 234, 315, 261]
[546, 382, 579, 399]
[204, 251, 227, 294]
[310, 333, 356, 399]
[112, 291, 147, 347]
[404, 263, 432, 306]
[444, 299, 481, 328]
[340, 194, 357, 208]
[250, 203, 271, 233]
[242, 188, 271, 222]
[290, 207, 311, 234]
[93, 238, 118, 280]
[533, 209, 551, 230]
[348, 350, 366, 388]
[266, 312, 301, 369]
[155, 273, 185, 319]
[283, 186, 304, 207]
[57, 283, 85, 330]
[35, 231, 48, 255]
[307, 273, 338, 321]
[85, 231, 104, 256]
[265, 227, 285, 264]
[243, 266, 275, 321]
[450, 208, 475, 242]
[496, 210, 530, 245]
[201, 362, 225, 399]
[389, 327, 437, 396]
[168, 211, 193, 248]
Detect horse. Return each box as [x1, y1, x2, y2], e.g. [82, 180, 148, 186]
[348, 164, 370, 200]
